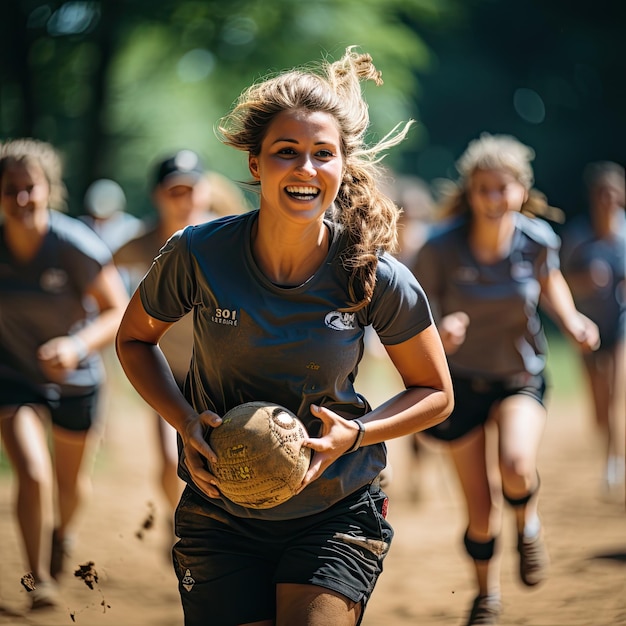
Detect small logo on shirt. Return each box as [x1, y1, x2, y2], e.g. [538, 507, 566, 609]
[324, 311, 356, 331]
[211, 307, 239, 326]
[454, 266, 479, 283]
[40, 268, 68, 292]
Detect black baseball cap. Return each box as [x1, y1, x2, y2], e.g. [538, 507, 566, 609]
[153, 150, 206, 189]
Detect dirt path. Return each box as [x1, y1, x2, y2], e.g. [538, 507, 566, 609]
[1, 348, 624, 626]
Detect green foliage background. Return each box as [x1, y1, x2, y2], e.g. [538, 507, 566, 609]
[1, 0, 623, 218]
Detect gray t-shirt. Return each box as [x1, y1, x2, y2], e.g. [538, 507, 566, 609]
[413, 212, 560, 380]
[0, 210, 112, 397]
[560, 212, 625, 348]
[139, 210, 433, 520]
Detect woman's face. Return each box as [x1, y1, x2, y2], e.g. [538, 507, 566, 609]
[467, 167, 528, 222]
[591, 174, 625, 213]
[248, 108, 344, 226]
[0, 160, 50, 228]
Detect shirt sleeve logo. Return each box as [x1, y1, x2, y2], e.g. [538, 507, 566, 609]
[324, 311, 356, 331]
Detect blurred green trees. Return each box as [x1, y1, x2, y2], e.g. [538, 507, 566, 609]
[1, 0, 623, 217]
[1, 0, 440, 214]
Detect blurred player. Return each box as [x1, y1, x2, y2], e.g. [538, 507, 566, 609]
[78, 178, 144, 253]
[413, 133, 600, 625]
[114, 150, 248, 540]
[560, 161, 625, 497]
[0, 138, 128, 609]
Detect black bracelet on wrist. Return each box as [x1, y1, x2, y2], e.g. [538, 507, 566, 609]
[345, 419, 365, 454]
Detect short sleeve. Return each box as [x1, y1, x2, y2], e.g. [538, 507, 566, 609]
[365, 253, 433, 345]
[523, 216, 561, 277]
[139, 227, 196, 323]
[53, 211, 113, 293]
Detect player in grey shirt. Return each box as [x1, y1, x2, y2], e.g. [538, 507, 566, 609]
[117, 47, 453, 626]
[560, 161, 625, 495]
[0, 139, 128, 609]
[413, 133, 600, 626]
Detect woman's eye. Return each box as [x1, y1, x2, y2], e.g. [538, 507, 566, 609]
[316, 149, 334, 158]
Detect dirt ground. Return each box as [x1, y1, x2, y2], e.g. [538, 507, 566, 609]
[1, 346, 625, 626]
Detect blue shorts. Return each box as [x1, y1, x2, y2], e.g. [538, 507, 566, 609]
[0, 375, 101, 432]
[424, 374, 547, 442]
[172, 480, 393, 626]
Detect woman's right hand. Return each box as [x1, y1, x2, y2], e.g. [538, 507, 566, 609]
[439, 311, 470, 354]
[180, 410, 223, 498]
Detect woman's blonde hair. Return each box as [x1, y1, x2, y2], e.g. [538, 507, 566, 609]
[217, 46, 413, 311]
[0, 138, 67, 211]
[438, 133, 564, 223]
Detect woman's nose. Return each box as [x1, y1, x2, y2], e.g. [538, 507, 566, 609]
[486, 190, 504, 203]
[295, 156, 316, 177]
[17, 190, 30, 206]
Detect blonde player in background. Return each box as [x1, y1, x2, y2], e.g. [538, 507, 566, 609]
[0, 138, 128, 609]
[413, 133, 600, 625]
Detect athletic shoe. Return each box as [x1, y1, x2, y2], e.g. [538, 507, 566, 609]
[30, 580, 61, 610]
[465, 594, 502, 625]
[50, 530, 73, 579]
[517, 532, 549, 586]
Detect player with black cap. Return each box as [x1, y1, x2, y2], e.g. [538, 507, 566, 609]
[113, 149, 216, 544]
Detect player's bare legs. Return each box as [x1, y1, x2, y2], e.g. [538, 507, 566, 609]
[449, 427, 503, 603]
[155, 413, 184, 557]
[51, 424, 98, 576]
[583, 342, 626, 493]
[496, 395, 549, 587]
[613, 341, 626, 484]
[0, 406, 56, 589]
[496, 395, 545, 531]
[156, 413, 184, 512]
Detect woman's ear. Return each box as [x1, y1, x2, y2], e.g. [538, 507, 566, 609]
[248, 155, 260, 180]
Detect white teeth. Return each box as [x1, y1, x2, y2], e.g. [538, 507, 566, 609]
[285, 186, 319, 196]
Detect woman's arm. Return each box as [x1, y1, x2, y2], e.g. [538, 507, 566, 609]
[302, 325, 453, 484]
[37, 263, 129, 377]
[115, 290, 222, 496]
[540, 268, 600, 352]
[368, 324, 454, 437]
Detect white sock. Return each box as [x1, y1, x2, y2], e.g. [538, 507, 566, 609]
[605, 456, 626, 486]
[523, 515, 541, 539]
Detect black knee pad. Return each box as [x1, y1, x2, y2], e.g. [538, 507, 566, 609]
[463, 530, 496, 561]
[503, 472, 541, 508]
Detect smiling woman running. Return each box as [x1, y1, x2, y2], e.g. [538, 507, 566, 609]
[115, 46, 453, 626]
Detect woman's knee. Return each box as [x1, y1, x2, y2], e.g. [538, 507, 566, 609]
[499, 454, 537, 490]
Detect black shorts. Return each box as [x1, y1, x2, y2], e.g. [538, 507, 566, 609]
[172, 481, 393, 626]
[423, 374, 547, 442]
[0, 376, 101, 432]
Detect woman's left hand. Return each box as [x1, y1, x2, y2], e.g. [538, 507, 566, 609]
[296, 404, 364, 491]
[568, 312, 601, 352]
[37, 335, 87, 382]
